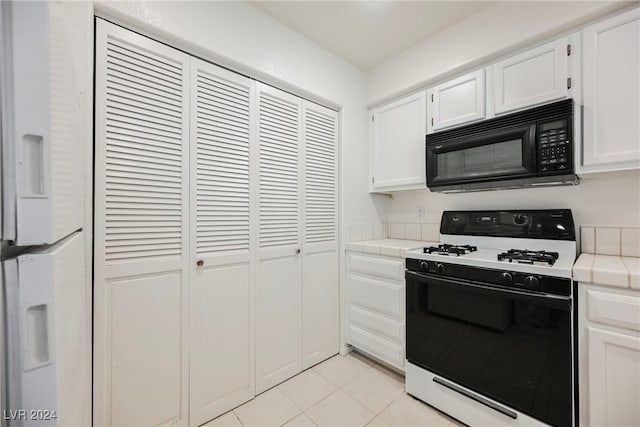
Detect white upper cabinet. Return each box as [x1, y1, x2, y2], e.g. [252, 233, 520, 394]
[427, 69, 485, 132]
[580, 7, 640, 173]
[493, 38, 569, 115]
[370, 91, 426, 192]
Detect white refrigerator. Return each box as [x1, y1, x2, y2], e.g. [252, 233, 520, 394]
[1, 2, 88, 426]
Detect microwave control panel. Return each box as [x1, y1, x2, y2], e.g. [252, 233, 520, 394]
[537, 119, 571, 173]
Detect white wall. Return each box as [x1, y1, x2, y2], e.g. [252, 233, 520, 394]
[367, 1, 640, 231]
[94, 0, 386, 225]
[367, 1, 626, 105]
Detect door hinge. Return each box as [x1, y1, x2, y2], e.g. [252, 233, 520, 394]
[431, 93, 434, 102]
[372, 177, 375, 184]
[567, 77, 572, 89]
[567, 44, 571, 56]
[371, 115, 374, 122]
[431, 117, 434, 126]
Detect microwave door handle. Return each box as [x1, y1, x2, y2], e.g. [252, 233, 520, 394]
[525, 124, 537, 171]
[430, 124, 536, 153]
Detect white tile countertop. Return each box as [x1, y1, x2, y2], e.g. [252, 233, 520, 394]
[573, 253, 640, 290]
[346, 239, 438, 258]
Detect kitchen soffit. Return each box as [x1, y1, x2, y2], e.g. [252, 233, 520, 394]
[250, 0, 494, 71]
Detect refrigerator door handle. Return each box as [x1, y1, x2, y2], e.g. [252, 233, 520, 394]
[24, 302, 52, 369]
[19, 134, 47, 198]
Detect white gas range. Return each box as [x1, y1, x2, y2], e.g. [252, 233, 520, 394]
[404, 209, 578, 427]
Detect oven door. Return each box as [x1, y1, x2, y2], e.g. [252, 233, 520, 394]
[426, 124, 537, 187]
[406, 270, 573, 427]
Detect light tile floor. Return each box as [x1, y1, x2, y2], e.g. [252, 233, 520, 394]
[204, 351, 465, 427]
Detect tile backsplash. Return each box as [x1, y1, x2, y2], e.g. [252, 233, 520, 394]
[347, 223, 386, 242]
[580, 226, 640, 257]
[346, 222, 440, 242]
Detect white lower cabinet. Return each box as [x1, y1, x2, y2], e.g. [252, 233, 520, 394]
[579, 284, 640, 427]
[347, 252, 405, 371]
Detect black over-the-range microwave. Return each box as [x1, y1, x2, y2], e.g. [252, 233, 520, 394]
[426, 99, 577, 192]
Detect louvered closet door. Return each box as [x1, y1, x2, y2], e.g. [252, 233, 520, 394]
[255, 83, 303, 393]
[301, 102, 339, 369]
[93, 20, 189, 427]
[189, 57, 255, 426]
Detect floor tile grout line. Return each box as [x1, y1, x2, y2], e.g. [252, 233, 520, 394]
[278, 410, 306, 427]
[311, 358, 371, 388]
[300, 411, 319, 427]
[232, 410, 245, 427]
[277, 367, 339, 412]
[305, 388, 377, 426]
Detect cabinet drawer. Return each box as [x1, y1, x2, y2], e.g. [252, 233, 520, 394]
[587, 289, 640, 332]
[349, 274, 403, 319]
[348, 253, 404, 280]
[349, 305, 404, 343]
[349, 325, 404, 370]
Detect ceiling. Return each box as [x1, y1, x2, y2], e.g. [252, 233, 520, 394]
[250, 1, 494, 71]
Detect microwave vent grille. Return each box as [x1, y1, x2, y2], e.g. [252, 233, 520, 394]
[426, 99, 573, 145]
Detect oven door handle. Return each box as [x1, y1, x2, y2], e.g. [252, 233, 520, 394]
[405, 270, 571, 309]
[432, 376, 518, 419]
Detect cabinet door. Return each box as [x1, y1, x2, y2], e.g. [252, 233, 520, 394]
[189, 58, 254, 425]
[94, 20, 189, 427]
[302, 102, 339, 369]
[370, 91, 426, 192]
[255, 83, 303, 393]
[493, 38, 568, 114]
[346, 253, 405, 371]
[587, 326, 640, 426]
[428, 70, 485, 131]
[582, 8, 640, 172]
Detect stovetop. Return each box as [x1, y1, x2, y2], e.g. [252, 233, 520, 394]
[406, 236, 576, 278]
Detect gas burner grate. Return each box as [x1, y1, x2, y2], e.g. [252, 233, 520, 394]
[423, 244, 478, 256]
[497, 249, 559, 266]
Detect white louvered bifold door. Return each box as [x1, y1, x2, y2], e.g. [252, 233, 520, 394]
[255, 83, 303, 393]
[189, 57, 255, 426]
[301, 102, 339, 369]
[93, 20, 189, 427]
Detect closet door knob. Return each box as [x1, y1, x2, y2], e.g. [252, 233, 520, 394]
[196, 260, 204, 267]
[296, 249, 301, 254]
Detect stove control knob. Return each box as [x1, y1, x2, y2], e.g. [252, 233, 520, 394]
[436, 263, 446, 273]
[499, 272, 513, 284]
[420, 261, 429, 272]
[524, 275, 539, 288]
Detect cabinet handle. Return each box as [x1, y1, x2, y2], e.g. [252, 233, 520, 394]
[196, 260, 204, 267]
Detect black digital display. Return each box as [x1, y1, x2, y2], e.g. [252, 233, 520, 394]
[540, 120, 566, 131]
